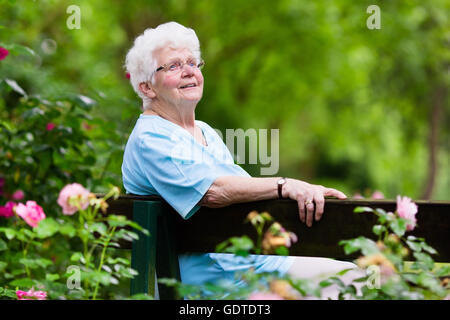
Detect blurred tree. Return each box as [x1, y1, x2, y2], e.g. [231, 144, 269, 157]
[0, 0, 448, 199]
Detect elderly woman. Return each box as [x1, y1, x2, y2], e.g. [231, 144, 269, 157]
[122, 22, 360, 298]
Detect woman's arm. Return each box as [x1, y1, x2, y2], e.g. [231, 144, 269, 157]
[200, 176, 347, 227]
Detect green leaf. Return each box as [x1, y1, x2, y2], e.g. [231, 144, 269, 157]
[64, 93, 96, 110]
[0, 227, 16, 240]
[420, 242, 437, 255]
[3, 43, 37, 58]
[435, 265, 450, 277]
[19, 258, 52, 269]
[230, 236, 254, 251]
[216, 236, 254, 255]
[4, 78, 27, 97]
[372, 225, 386, 236]
[0, 239, 7, 251]
[354, 206, 374, 213]
[389, 218, 407, 237]
[0, 261, 7, 272]
[402, 273, 419, 285]
[407, 235, 424, 242]
[89, 222, 108, 236]
[128, 293, 154, 300]
[35, 217, 60, 238]
[215, 240, 230, 253]
[22, 107, 44, 120]
[59, 223, 76, 237]
[9, 278, 35, 288]
[417, 273, 445, 296]
[274, 246, 289, 256]
[0, 286, 17, 299]
[45, 273, 60, 282]
[413, 252, 435, 271]
[374, 208, 387, 216]
[70, 252, 83, 262]
[406, 240, 422, 252]
[339, 237, 379, 256]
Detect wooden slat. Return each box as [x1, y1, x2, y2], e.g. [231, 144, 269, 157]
[104, 195, 450, 262]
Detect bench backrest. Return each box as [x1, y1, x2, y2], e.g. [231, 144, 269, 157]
[105, 195, 450, 299]
[107, 195, 449, 259]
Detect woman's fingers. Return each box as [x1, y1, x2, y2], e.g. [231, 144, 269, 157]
[297, 194, 306, 224]
[305, 200, 314, 227]
[314, 193, 325, 222]
[292, 183, 346, 227]
[324, 188, 347, 199]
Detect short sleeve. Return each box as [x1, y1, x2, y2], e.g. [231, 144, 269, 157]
[137, 131, 225, 219]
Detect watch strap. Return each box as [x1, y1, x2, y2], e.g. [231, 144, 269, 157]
[278, 177, 286, 199]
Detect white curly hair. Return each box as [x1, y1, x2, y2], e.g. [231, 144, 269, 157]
[124, 22, 202, 110]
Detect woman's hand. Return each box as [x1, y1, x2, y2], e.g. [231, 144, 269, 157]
[282, 179, 347, 227]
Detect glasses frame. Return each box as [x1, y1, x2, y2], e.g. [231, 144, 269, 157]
[155, 59, 205, 73]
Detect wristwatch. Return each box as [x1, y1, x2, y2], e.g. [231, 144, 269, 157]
[277, 177, 287, 199]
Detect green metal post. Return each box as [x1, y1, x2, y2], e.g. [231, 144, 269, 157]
[130, 200, 161, 297]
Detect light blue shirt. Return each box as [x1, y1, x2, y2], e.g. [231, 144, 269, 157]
[122, 114, 294, 287]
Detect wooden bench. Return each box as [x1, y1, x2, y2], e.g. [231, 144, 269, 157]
[105, 195, 450, 299]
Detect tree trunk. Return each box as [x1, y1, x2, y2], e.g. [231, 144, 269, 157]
[421, 86, 446, 200]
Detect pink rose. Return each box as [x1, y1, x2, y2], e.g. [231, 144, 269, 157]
[16, 288, 47, 300]
[15, 201, 46, 228]
[371, 191, 385, 199]
[0, 47, 9, 60]
[0, 201, 16, 218]
[46, 122, 56, 131]
[12, 189, 25, 201]
[396, 196, 418, 231]
[247, 292, 284, 300]
[57, 183, 91, 215]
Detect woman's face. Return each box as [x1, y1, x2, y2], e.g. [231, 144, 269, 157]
[151, 47, 204, 106]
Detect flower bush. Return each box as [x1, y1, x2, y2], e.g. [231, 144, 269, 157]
[338, 196, 449, 299]
[0, 42, 149, 300]
[0, 183, 149, 300]
[0, 42, 124, 217]
[161, 196, 449, 300]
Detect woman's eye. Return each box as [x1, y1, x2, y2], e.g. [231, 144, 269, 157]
[169, 62, 181, 70]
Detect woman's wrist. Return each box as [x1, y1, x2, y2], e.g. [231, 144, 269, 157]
[277, 177, 288, 199]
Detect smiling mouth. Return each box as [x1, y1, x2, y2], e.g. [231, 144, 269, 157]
[179, 84, 197, 89]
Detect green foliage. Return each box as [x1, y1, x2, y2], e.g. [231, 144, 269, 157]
[164, 202, 449, 300]
[0, 75, 121, 215]
[0, 0, 448, 200]
[0, 186, 148, 300]
[338, 204, 449, 299]
[0, 0, 448, 301]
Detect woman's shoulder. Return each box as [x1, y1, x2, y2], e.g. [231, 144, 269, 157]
[130, 115, 176, 146]
[195, 119, 218, 135]
[134, 115, 174, 134]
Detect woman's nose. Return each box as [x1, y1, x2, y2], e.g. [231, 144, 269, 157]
[181, 63, 196, 76]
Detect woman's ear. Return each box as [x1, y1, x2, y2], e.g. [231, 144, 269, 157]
[139, 82, 156, 99]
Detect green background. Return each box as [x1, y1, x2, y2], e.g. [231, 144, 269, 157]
[1, 0, 449, 200]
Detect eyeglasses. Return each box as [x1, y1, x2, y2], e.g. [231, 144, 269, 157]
[155, 58, 205, 73]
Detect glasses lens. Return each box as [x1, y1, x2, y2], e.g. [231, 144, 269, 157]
[168, 61, 182, 71]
